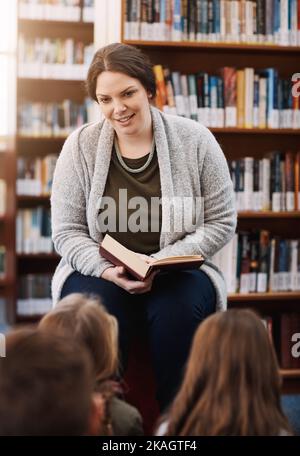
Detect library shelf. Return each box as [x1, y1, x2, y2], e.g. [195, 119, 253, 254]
[210, 128, 300, 135]
[123, 40, 300, 53]
[17, 78, 87, 103]
[238, 211, 300, 219]
[281, 369, 300, 379]
[17, 136, 66, 156]
[18, 18, 93, 40]
[17, 253, 59, 260]
[228, 292, 300, 302]
[16, 314, 44, 323]
[17, 195, 51, 205]
[0, 279, 8, 288]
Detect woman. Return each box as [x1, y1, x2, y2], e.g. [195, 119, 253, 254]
[161, 309, 292, 436]
[39, 293, 144, 436]
[51, 43, 237, 411]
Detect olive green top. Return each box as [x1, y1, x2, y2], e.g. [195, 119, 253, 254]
[99, 146, 162, 255]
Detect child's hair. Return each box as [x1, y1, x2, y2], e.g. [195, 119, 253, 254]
[0, 328, 94, 435]
[166, 309, 292, 436]
[39, 293, 118, 383]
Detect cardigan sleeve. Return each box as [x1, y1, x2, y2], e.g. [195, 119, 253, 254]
[151, 129, 237, 260]
[51, 130, 112, 278]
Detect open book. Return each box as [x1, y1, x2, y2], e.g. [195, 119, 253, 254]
[99, 234, 205, 281]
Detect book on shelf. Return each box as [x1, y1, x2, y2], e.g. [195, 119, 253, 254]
[16, 208, 53, 254]
[0, 180, 6, 216]
[18, 36, 94, 80]
[123, 0, 300, 46]
[18, 99, 94, 138]
[213, 230, 300, 294]
[19, 0, 81, 22]
[0, 298, 7, 326]
[152, 65, 300, 129]
[19, 0, 95, 23]
[17, 274, 52, 317]
[17, 155, 57, 196]
[0, 246, 5, 279]
[228, 151, 300, 212]
[100, 234, 205, 281]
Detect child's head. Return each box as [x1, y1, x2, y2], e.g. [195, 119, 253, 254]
[0, 327, 103, 435]
[39, 293, 118, 382]
[167, 309, 291, 436]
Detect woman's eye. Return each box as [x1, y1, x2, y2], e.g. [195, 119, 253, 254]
[124, 91, 134, 97]
[99, 98, 110, 104]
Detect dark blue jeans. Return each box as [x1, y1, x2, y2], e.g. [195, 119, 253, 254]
[61, 269, 216, 411]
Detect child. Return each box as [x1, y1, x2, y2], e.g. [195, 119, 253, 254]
[39, 293, 143, 436]
[0, 328, 103, 435]
[158, 309, 292, 436]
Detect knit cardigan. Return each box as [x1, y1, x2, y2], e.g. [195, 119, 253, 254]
[51, 106, 237, 309]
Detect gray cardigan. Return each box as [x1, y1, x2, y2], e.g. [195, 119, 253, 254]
[51, 106, 237, 309]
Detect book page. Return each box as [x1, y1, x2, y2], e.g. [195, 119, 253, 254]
[101, 235, 150, 278]
[153, 255, 204, 266]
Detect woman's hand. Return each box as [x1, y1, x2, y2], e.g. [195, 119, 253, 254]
[101, 266, 158, 294]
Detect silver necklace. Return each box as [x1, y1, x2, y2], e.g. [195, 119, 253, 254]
[114, 138, 155, 174]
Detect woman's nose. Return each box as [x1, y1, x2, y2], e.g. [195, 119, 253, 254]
[114, 102, 127, 115]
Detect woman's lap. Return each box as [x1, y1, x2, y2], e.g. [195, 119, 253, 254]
[60, 269, 216, 410]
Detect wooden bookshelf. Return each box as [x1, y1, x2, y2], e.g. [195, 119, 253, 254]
[17, 136, 66, 156]
[281, 369, 300, 379]
[5, 1, 94, 322]
[120, 0, 300, 387]
[238, 211, 300, 219]
[17, 195, 50, 206]
[16, 314, 44, 323]
[210, 128, 300, 135]
[0, 279, 8, 288]
[17, 253, 59, 260]
[18, 18, 93, 41]
[124, 40, 300, 53]
[229, 292, 300, 302]
[17, 79, 87, 103]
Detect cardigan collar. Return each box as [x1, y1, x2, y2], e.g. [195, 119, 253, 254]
[88, 106, 174, 248]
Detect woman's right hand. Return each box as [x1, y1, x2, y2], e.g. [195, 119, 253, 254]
[101, 266, 158, 294]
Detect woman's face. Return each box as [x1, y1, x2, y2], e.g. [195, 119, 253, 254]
[95, 71, 152, 138]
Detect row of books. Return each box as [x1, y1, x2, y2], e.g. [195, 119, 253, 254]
[228, 152, 300, 212]
[17, 274, 52, 317]
[17, 155, 57, 197]
[0, 246, 5, 279]
[18, 99, 94, 137]
[0, 299, 6, 325]
[0, 180, 6, 217]
[153, 65, 300, 129]
[213, 231, 300, 294]
[124, 0, 300, 46]
[16, 208, 53, 254]
[18, 36, 93, 80]
[19, 0, 94, 22]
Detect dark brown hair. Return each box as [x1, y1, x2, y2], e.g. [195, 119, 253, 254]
[166, 309, 292, 436]
[86, 42, 156, 102]
[0, 328, 94, 436]
[39, 293, 118, 383]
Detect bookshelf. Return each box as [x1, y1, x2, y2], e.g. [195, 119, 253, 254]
[9, 0, 95, 322]
[120, 0, 300, 386]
